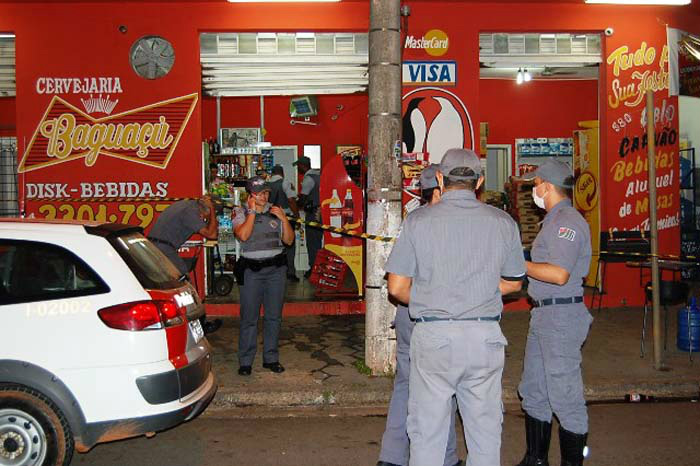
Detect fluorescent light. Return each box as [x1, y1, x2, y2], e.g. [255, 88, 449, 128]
[0, 34, 15, 38]
[228, 0, 339, 2]
[585, 0, 690, 4]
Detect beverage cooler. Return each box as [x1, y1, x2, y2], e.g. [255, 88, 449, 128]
[312, 149, 365, 297]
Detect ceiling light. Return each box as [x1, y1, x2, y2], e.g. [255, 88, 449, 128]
[516, 68, 524, 85]
[0, 33, 15, 38]
[524, 69, 532, 82]
[228, 0, 339, 3]
[585, 0, 690, 5]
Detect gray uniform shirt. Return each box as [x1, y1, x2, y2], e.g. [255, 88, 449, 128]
[232, 203, 284, 259]
[527, 199, 592, 301]
[385, 190, 526, 320]
[148, 200, 205, 249]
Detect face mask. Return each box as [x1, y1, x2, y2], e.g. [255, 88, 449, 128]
[532, 185, 547, 209]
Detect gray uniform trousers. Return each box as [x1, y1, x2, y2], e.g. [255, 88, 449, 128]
[286, 241, 296, 277]
[305, 224, 323, 270]
[518, 304, 593, 435]
[238, 264, 287, 366]
[408, 321, 507, 466]
[379, 307, 459, 466]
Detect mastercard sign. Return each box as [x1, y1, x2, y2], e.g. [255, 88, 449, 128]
[404, 29, 449, 57]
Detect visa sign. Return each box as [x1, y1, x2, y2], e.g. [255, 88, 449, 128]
[403, 61, 456, 86]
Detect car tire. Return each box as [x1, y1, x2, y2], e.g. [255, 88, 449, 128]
[0, 385, 74, 466]
[214, 275, 234, 296]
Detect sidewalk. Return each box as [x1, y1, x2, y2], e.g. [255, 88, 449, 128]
[204, 308, 700, 411]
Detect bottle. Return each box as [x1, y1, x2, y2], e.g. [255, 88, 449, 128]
[329, 189, 342, 238]
[208, 138, 214, 155]
[213, 138, 220, 155]
[342, 189, 354, 228]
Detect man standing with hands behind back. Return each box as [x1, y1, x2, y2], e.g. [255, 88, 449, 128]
[386, 148, 526, 466]
[377, 164, 462, 466]
[515, 160, 592, 466]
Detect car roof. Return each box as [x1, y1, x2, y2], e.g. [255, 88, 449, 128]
[0, 218, 143, 237]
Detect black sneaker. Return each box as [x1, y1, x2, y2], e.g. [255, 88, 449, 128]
[202, 319, 222, 335]
[287, 274, 300, 282]
[262, 362, 285, 373]
[238, 365, 252, 376]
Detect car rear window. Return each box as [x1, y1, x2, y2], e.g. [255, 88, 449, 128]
[0, 240, 109, 305]
[108, 232, 183, 290]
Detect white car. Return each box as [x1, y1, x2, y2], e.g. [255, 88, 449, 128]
[0, 219, 216, 466]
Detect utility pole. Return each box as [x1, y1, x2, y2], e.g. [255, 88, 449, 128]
[645, 90, 663, 370]
[365, 0, 403, 375]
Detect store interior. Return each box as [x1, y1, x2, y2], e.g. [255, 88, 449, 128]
[1, 26, 699, 304]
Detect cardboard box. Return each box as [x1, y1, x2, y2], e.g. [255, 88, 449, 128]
[520, 223, 540, 233]
[521, 231, 539, 243]
[519, 214, 541, 224]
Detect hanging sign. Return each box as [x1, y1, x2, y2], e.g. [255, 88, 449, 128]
[19, 94, 198, 173]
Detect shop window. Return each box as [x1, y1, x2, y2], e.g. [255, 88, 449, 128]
[0, 138, 18, 217]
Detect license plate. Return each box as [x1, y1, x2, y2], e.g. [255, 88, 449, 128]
[189, 319, 204, 343]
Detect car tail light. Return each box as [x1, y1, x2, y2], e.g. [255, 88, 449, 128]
[98, 299, 185, 331]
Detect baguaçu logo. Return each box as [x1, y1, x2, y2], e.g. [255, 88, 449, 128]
[19, 93, 198, 173]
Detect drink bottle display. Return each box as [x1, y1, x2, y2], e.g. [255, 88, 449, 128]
[342, 188, 354, 228]
[329, 189, 342, 238]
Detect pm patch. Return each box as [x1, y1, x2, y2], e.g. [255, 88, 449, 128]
[558, 227, 576, 241]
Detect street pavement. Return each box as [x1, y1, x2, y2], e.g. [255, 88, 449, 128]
[74, 402, 700, 466]
[204, 307, 700, 411]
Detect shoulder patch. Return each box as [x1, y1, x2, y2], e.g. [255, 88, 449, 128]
[557, 227, 576, 241]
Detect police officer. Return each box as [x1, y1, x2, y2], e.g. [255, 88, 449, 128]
[378, 164, 461, 466]
[268, 165, 300, 282]
[294, 156, 321, 277]
[148, 196, 222, 334]
[233, 176, 295, 376]
[515, 160, 592, 466]
[386, 149, 526, 466]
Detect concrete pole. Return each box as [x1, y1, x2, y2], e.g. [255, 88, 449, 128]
[366, 0, 403, 375]
[645, 90, 663, 370]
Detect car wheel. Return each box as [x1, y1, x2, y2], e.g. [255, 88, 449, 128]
[214, 275, 234, 296]
[0, 385, 74, 466]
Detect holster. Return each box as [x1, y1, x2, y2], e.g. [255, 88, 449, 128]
[233, 253, 287, 286]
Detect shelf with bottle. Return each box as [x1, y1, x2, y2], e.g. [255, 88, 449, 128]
[515, 137, 574, 157]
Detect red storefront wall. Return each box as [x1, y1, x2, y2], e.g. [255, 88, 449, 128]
[1, 1, 699, 310]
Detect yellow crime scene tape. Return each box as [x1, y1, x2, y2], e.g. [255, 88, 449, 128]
[34, 196, 700, 262]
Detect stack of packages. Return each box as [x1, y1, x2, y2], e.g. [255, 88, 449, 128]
[480, 190, 508, 211]
[505, 176, 543, 249]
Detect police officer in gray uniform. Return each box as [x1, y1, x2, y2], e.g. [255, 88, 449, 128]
[294, 156, 322, 276]
[515, 160, 592, 466]
[378, 164, 461, 466]
[386, 149, 526, 466]
[233, 176, 295, 376]
[268, 165, 300, 282]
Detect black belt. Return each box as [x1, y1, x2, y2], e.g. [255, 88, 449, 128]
[533, 296, 584, 307]
[416, 315, 501, 323]
[148, 237, 177, 249]
[241, 253, 287, 270]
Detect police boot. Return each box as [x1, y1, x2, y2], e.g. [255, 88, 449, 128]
[559, 426, 588, 466]
[515, 413, 552, 466]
